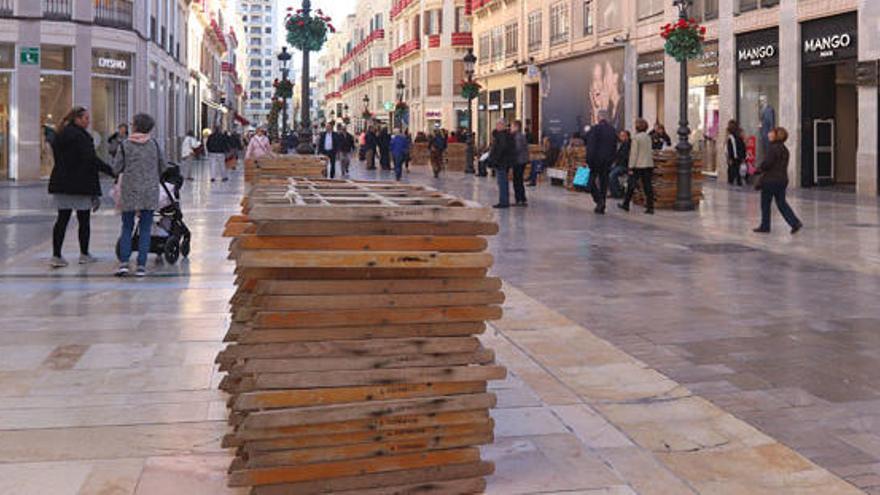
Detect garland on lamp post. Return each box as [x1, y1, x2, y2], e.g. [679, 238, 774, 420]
[460, 80, 481, 100]
[273, 79, 293, 99]
[361, 109, 373, 120]
[267, 98, 284, 142]
[285, 7, 335, 52]
[660, 18, 706, 63]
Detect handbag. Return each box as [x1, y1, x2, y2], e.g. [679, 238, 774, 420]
[573, 166, 591, 188]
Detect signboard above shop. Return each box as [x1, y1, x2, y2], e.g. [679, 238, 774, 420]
[92, 49, 132, 77]
[637, 51, 664, 83]
[736, 28, 779, 70]
[801, 12, 857, 66]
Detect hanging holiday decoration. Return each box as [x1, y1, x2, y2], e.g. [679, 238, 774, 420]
[460, 80, 481, 100]
[661, 18, 706, 63]
[285, 7, 335, 52]
[273, 79, 293, 99]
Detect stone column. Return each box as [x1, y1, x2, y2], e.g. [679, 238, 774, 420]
[778, 0, 800, 188]
[623, 43, 637, 132]
[717, 0, 735, 181]
[856, 0, 879, 197]
[73, 26, 93, 111]
[14, 0, 42, 180]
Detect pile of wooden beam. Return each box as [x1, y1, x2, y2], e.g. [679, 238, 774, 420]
[219, 179, 505, 494]
[411, 142, 430, 166]
[445, 143, 468, 172]
[244, 155, 328, 183]
[633, 150, 703, 209]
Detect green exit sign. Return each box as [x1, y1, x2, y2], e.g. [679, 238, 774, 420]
[20, 47, 40, 65]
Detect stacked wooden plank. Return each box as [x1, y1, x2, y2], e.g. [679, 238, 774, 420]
[220, 179, 505, 494]
[445, 143, 468, 172]
[633, 150, 703, 209]
[411, 142, 430, 166]
[558, 140, 586, 190]
[245, 155, 328, 183]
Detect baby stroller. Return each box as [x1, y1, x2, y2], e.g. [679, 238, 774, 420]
[116, 164, 191, 264]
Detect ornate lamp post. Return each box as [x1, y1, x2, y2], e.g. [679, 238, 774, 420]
[463, 49, 478, 174]
[362, 94, 370, 128]
[672, 0, 695, 211]
[395, 78, 406, 129]
[277, 47, 292, 137]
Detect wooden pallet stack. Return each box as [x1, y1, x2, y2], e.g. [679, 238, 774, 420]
[219, 179, 505, 494]
[633, 150, 703, 208]
[411, 142, 430, 166]
[445, 143, 468, 172]
[245, 155, 328, 183]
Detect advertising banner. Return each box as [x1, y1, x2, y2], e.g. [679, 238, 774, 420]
[541, 48, 625, 145]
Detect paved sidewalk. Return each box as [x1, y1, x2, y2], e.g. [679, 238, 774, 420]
[0, 165, 874, 493]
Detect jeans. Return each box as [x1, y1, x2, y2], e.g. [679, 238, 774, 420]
[208, 152, 227, 180]
[728, 159, 743, 186]
[496, 165, 510, 206]
[528, 159, 544, 184]
[512, 162, 527, 203]
[393, 154, 405, 181]
[119, 210, 153, 267]
[622, 168, 654, 210]
[588, 165, 609, 209]
[53, 209, 91, 257]
[609, 165, 627, 198]
[760, 182, 801, 230]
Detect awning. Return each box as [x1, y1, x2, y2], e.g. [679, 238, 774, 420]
[234, 113, 250, 126]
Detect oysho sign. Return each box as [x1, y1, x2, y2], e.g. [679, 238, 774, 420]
[98, 57, 127, 71]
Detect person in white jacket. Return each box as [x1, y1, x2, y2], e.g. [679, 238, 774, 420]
[180, 130, 201, 180]
[245, 127, 272, 160]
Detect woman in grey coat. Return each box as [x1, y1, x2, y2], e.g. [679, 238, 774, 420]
[111, 113, 167, 277]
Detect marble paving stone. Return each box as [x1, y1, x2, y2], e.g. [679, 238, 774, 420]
[0, 461, 91, 495]
[491, 407, 571, 438]
[133, 454, 246, 495]
[76, 459, 145, 495]
[0, 345, 56, 371]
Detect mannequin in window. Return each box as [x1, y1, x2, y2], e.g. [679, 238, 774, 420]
[759, 95, 775, 158]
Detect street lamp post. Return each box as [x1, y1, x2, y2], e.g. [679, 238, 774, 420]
[395, 78, 406, 130]
[278, 47, 292, 137]
[362, 94, 370, 129]
[673, 0, 695, 211]
[463, 49, 477, 174]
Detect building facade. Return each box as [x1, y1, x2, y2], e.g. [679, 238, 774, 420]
[0, 0, 190, 180]
[238, 0, 278, 128]
[389, 0, 473, 132]
[472, 0, 879, 196]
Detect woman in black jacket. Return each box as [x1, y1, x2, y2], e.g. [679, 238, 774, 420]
[754, 127, 802, 234]
[725, 120, 745, 186]
[47, 106, 115, 268]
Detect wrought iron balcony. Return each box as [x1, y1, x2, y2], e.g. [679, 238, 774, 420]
[95, 0, 134, 28]
[0, 0, 12, 17]
[43, 0, 72, 20]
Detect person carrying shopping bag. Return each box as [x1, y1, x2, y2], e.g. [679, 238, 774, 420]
[111, 113, 167, 277]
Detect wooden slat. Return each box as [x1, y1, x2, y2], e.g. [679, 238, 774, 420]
[228, 447, 481, 486]
[225, 411, 490, 445]
[218, 337, 481, 361]
[250, 461, 494, 495]
[240, 394, 496, 430]
[253, 278, 502, 296]
[235, 349, 494, 374]
[232, 235, 488, 252]
[246, 292, 505, 311]
[254, 306, 503, 329]
[235, 267, 489, 282]
[254, 221, 499, 237]
[235, 250, 494, 269]
[247, 366, 506, 391]
[230, 322, 486, 344]
[246, 432, 493, 468]
[234, 382, 487, 411]
[242, 421, 494, 453]
[247, 204, 494, 223]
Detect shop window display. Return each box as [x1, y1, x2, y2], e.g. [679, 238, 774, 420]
[738, 67, 778, 168]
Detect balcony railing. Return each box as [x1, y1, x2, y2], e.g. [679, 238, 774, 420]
[0, 0, 12, 17]
[389, 39, 420, 64]
[95, 0, 133, 29]
[43, 0, 72, 20]
[451, 32, 473, 48]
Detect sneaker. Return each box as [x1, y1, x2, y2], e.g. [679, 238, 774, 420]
[210, 178, 216, 182]
[221, 177, 229, 182]
[79, 253, 98, 264]
[492, 203, 509, 209]
[115, 264, 130, 277]
[50, 256, 68, 268]
[135, 266, 146, 277]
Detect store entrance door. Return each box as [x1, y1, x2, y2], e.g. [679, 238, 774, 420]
[527, 84, 539, 143]
[813, 119, 834, 185]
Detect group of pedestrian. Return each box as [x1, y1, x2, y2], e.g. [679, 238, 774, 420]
[315, 122, 357, 179]
[485, 119, 530, 208]
[48, 106, 169, 276]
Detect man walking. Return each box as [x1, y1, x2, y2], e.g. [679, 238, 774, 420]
[584, 111, 618, 214]
[488, 119, 515, 208]
[510, 120, 529, 207]
[365, 126, 378, 170]
[337, 123, 355, 177]
[319, 122, 340, 178]
[206, 126, 229, 182]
